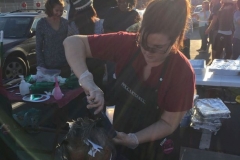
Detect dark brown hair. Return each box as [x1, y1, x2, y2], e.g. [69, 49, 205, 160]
[59, 118, 116, 160]
[139, 0, 191, 50]
[70, 6, 98, 35]
[45, 0, 65, 17]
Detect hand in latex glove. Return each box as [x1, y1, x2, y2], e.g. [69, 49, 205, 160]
[113, 132, 139, 149]
[79, 70, 104, 114]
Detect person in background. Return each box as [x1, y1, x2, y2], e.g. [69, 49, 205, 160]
[103, 0, 140, 33]
[232, 0, 240, 59]
[63, 0, 195, 159]
[182, 18, 193, 59]
[67, 0, 105, 91]
[103, 0, 141, 103]
[205, 0, 221, 61]
[93, 0, 117, 19]
[193, 1, 210, 52]
[213, 0, 235, 59]
[36, 0, 70, 77]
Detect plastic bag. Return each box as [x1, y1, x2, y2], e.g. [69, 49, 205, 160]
[36, 66, 61, 82]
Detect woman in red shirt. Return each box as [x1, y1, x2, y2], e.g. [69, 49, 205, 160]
[63, 0, 195, 159]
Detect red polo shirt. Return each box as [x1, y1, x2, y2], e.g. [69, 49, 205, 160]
[88, 32, 195, 112]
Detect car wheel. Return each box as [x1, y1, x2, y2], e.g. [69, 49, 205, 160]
[3, 57, 27, 79]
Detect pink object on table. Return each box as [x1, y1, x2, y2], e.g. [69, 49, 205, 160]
[52, 77, 63, 100]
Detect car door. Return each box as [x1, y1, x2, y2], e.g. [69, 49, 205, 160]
[26, 17, 42, 68]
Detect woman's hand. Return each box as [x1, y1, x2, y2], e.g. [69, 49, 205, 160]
[79, 70, 104, 114]
[113, 132, 139, 149]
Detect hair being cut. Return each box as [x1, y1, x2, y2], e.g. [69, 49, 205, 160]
[59, 118, 115, 160]
[45, 0, 65, 17]
[139, 0, 191, 50]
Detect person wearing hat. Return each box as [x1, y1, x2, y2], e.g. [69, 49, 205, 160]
[63, 0, 195, 159]
[213, 0, 236, 59]
[67, 0, 105, 91]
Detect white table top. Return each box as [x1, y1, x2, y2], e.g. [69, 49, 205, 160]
[195, 67, 240, 87]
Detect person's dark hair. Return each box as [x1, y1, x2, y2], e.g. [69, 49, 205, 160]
[70, 6, 98, 35]
[45, 0, 65, 17]
[139, 0, 191, 50]
[59, 118, 116, 160]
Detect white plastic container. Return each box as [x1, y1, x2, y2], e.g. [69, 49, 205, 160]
[189, 59, 206, 75]
[19, 75, 31, 96]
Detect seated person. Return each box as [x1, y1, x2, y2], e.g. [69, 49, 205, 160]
[59, 118, 116, 160]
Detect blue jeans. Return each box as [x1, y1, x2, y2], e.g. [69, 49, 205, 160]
[232, 38, 240, 60]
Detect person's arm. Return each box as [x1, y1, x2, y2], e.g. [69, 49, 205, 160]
[36, 20, 45, 67]
[113, 110, 186, 148]
[63, 35, 104, 114]
[205, 15, 217, 34]
[113, 59, 195, 148]
[63, 35, 92, 79]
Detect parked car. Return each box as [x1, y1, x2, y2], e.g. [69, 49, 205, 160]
[192, 5, 202, 27]
[0, 10, 67, 80]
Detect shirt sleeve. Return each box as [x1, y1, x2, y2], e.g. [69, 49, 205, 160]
[67, 22, 79, 36]
[88, 32, 138, 63]
[36, 19, 45, 68]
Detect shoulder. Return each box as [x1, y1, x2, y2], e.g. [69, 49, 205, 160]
[37, 18, 45, 25]
[61, 17, 68, 24]
[169, 51, 194, 76]
[94, 18, 104, 34]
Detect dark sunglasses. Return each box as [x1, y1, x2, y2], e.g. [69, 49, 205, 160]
[141, 44, 171, 54]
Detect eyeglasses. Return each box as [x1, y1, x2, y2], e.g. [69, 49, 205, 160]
[140, 43, 171, 54]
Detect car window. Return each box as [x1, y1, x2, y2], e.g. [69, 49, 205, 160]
[0, 17, 32, 38]
[31, 18, 41, 32]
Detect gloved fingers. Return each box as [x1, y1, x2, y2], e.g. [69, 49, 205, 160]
[87, 89, 103, 100]
[86, 91, 104, 114]
[112, 131, 125, 144]
[112, 132, 139, 149]
[87, 103, 104, 114]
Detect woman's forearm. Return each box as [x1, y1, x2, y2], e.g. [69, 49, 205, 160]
[135, 110, 186, 144]
[63, 35, 92, 78]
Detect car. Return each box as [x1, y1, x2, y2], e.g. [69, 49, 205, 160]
[0, 9, 67, 80]
[192, 5, 202, 27]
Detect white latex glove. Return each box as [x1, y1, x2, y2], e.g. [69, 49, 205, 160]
[79, 70, 104, 114]
[113, 132, 139, 149]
